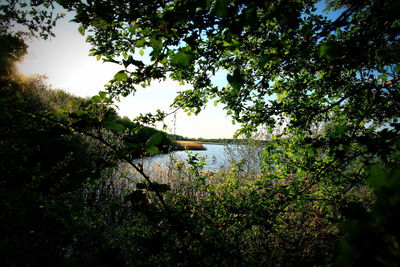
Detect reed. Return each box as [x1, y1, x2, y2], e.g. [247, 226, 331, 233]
[174, 140, 206, 150]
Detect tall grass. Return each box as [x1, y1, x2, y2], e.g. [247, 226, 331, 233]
[174, 140, 206, 150]
[118, 140, 264, 189]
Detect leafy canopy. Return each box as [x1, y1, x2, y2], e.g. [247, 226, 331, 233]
[55, 0, 400, 196]
[2, 0, 400, 265]
[59, 1, 400, 189]
[59, 0, 399, 136]
[0, 0, 63, 38]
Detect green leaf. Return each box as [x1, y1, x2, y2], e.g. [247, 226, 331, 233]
[146, 146, 160, 154]
[367, 165, 388, 190]
[145, 132, 164, 148]
[103, 120, 126, 131]
[136, 39, 146, 47]
[91, 95, 101, 103]
[171, 50, 194, 67]
[127, 142, 143, 149]
[123, 56, 144, 68]
[320, 42, 338, 60]
[114, 71, 128, 81]
[227, 68, 244, 91]
[223, 39, 241, 51]
[150, 37, 162, 57]
[213, 0, 229, 18]
[78, 25, 85, 36]
[98, 91, 107, 98]
[150, 37, 162, 51]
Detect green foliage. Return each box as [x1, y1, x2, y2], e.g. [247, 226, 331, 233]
[227, 68, 245, 91]
[60, 0, 400, 138]
[0, 33, 173, 265]
[0, 73, 117, 265]
[0, 0, 62, 39]
[319, 41, 339, 60]
[53, 0, 400, 264]
[338, 159, 400, 266]
[2, 0, 400, 265]
[171, 50, 194, 67]
[0, 34, 27, 74]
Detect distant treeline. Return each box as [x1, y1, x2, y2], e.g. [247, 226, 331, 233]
[172, 134, 269, 145]
[173, 135, 239, 144]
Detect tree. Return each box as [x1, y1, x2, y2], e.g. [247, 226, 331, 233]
[59, 0, 398, 124]
[57, 0, 399, 264]
[1, 0, 63, 73]
[3, 0, 398, 264]
[59, 0, 399, 192]
[0, 0, 62, 38]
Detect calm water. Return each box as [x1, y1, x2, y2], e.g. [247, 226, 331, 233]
[138, 143, 263, 171]
[141, 144, 230, 171]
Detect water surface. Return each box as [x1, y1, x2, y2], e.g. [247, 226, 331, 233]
[142, 144, 229, 170]
[139, 143, 263, 172]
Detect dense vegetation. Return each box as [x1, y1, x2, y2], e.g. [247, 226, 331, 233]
[1, 0, 399, 266]
[0, 58, 173, 265]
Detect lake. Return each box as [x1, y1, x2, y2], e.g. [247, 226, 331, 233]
[137, 144, 228, 171]
[137, 143, 263, 172]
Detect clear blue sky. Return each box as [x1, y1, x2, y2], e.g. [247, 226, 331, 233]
[18, 9, 239, 139]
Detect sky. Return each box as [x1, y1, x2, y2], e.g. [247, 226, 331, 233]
[17, 11, 239, 139]
[17, 2, 342, 139]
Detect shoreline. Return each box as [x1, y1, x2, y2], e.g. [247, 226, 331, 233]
[173, 141, 207, 150]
